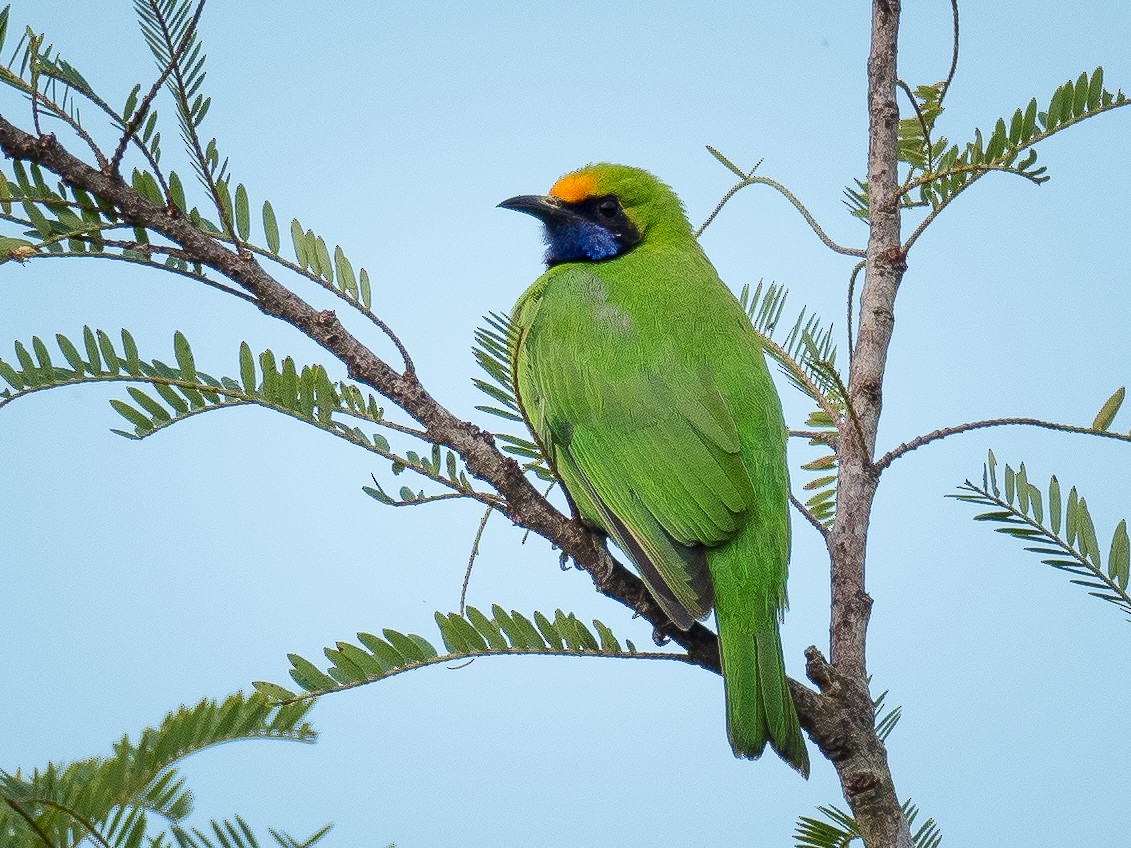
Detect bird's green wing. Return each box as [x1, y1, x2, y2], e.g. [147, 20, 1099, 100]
[512, 267, 758, 628]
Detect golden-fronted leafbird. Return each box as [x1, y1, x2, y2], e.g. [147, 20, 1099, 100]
[500, 163, 808, 775]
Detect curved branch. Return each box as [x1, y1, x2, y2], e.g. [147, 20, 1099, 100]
[876, 416, 1131, 472]
[698, 148, 865, 257]
[845, 259, 865, 365]
[939, 0, 960, 107]
[20, 248, 258, 303]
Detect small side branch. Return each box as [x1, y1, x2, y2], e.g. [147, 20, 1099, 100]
[940, 0, 960, 106]
[459, 505, 493, 614]
[698, 146, 865, 257]
[845, 259, 865, 365]
[876, 416, 1131, 472]
[791, 492, 829, 539]
[108, 1, 207, 177]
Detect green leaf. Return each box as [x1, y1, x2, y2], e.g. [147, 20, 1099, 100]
[30, 335, 51, 369]
[1109, 520, 1129, 591]
[356, 632, 403, 669]
[216, 179, 234, 232]
[1092, 386, 1124, 430]
[1087, 66, 1104, 110]
[234, 183, 250, 240]
[465, 606, 508, 650]
[314, 236, 333, 283]
[383, 628, 431, 662]
[22, 197, 53, 237]
[958, 461, 1131, 622]
[239, 341, 256, 392]
[110, 398, 153, 433]
[131, 168, 164, 205]
[288, 654, 337, 691]
[0, 357, 23, 389]
[334, 245, 358, 299]
[533, 610, 563, 649]
[1066, 486, 1079, 547]
[127, 386, 171, 422]
[251, 681, 298, 701]
[83, 326, 103, 374]
[262, 200, 280, 253]
[1050, 475, 1062, 536]
[168, 170, 187, 212]
[1078, 497, 1101, 567]
[290, 219, 307, 267]
[1072, 70, 1089, 117]
[359, 267, 372, 309]
[56, 333, 85, 372]
[123, 82, 141, 120]
[445, 612, 489, 652]
[173, 331, 197, 381]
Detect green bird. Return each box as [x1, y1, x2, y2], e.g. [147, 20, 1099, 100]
[500, 163, 808, 775]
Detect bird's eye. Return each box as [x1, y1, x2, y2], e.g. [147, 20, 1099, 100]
[597, 198, 619, 219]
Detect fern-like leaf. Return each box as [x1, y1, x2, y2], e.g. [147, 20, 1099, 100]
[253, 605, 676, 703]
[847, 67, 1129, 223]
[795, 800, 940, 848]
[952, 451, 1131, 619]
[739, 282, 842, 527]
[471, 311, 553, 479]
[0, 693, 317, 848]
[0, 329, 493, 509]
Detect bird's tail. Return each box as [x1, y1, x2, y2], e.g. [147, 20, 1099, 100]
[713, 585, 810, 777]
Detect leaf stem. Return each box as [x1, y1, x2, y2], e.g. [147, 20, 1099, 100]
[876, 417, 1131, 473]
[698, 147, 865, 257]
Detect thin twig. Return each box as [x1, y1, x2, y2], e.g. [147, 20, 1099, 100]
[22, 77, 110, 170]
[698, 147, 864, 257]
[845, 259, 865, 365]
[108, 1, 206, 177]
[151, 1, 236, 243]
[876, 416, 1131, 473]
[459, 505, 494, 614]
[790, 492, 829, 539]
[939, 0, 960, 107]
[336, 410, 429, 440]
[23, 249, 257, 303]
[789, 429, 836, 442]
[26, 31, 42, 137]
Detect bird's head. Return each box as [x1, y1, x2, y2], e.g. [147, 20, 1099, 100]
[499, 164, 692, 266]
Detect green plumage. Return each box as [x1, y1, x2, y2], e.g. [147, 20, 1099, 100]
[504, 164, 808, 775]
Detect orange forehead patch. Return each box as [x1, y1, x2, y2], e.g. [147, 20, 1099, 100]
[549, 172, 597, 203]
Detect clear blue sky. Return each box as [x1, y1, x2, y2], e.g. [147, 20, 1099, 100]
[3, 2, 1130, 846]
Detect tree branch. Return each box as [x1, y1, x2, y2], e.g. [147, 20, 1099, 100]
[875, 416, 1131, 472]
[821, 0, 914, 845]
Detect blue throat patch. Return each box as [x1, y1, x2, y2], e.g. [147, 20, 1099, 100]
[544, 220, 620, 264]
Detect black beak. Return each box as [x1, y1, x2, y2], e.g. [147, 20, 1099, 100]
[498, 194, 581, 224]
